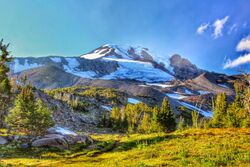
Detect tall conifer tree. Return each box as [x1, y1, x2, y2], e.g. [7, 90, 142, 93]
[0, 40, 12, 128]
[158, 97, 176, 131]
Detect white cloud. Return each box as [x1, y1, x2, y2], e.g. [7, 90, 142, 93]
[228, 23, 237, 34]
[197, 23, 209, 34]
[223, 53, 250, 69]
[236, 35, 250, 51]
[212, 16, 229, 39]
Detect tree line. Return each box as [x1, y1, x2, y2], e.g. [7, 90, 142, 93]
[100, 97, 176, 133]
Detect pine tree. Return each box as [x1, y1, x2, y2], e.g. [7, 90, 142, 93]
[0, 40, 12, 128]
[239, 79, 250, 127]
[138, 112, 151, 133]
[110, 107, 122, 130]
[6, 85, 54, 136]
[211, 93, 227, 127]
[191, 110, 199, 128]
[158, 97, 176, 131]
[28, 99, 54, 136]
[121, 113, 128, 132]
[178, 116, 185, 130]
[99, 114, 107, 128]
[151, 106, 162, 132]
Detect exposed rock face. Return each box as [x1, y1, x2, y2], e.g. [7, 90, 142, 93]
[0, 136, 8, 145]
[34, 90, 99, 130]
[170, 54, 204, 80]
[17, 65, 81, 89]
[188, 72, 235, 95]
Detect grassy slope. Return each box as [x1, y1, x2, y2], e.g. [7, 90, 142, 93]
[1, 128, 250, 167]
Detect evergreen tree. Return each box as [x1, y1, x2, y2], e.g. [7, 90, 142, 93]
[0, 40, 12, 128]
[99, 114, 107, 128]
[211, 93, 227, 127]
[138, 112, 151, 133]
[158, 97, 176, 131]
[6, 85, 54, 136]
[241, 87, 250, 127]
[151, 106, 162, 132]
[233, 82, 244, 109]
[178, 116, 185, 130]
[110, 107, 122, 130]
[226, 103, 240, 127]
[191, 110, 199, 128]
[121, 113, 128, 131]
[28, 99, 54, 136]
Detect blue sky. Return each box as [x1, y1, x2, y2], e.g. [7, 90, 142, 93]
[0, 0, 249, 74]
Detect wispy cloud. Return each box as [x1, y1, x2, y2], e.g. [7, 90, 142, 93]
[196, 23, 209, 34]
[223, 54, 250, 69]
[236, 35, 250, 51]
[212, 16, 229, 39]
[228, 23, 237, 34]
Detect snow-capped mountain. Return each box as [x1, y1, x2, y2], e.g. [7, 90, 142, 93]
[11, 44, 174, 82]
[81, 44, 173, 82]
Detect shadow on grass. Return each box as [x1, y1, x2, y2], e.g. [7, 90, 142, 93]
[115, 133, 183, 152]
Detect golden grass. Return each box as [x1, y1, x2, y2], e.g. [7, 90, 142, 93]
[1, 128, 250, 167]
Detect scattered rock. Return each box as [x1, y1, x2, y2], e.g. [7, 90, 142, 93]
[0, 136, 8, 145]
[20, 143, 30, 149]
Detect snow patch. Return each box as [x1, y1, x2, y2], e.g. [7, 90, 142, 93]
[128, 98, 141, 104]
[65, 58, 80, 68]
[178, 101, 213, 118]
[81, 49, 107, 59]
[198, 90, 210, 95]
[218, 84, 229, 88]
[50, 57, 62, 63]
[101, 59, 173, 82]
[63, 58, 97, 78]
[146, 83, 174, 88]
[13, 59, 42, 73]
[50, 127, 77, 136]
[184, 89, 193, 95]
[166, 93, 186, 100]
[101, 105, 112, 111]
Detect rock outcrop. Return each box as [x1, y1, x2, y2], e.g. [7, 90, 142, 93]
[170, 54, 204, 80]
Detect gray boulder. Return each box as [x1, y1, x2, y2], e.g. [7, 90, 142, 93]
[32, 135, 68, 149]
[32, 127, 93, 149]
[0, 136, 8, 145]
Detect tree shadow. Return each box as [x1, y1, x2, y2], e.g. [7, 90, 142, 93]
[114, 133, 184, 152]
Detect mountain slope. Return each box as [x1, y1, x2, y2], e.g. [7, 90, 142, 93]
[11, 45, 175, 82]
